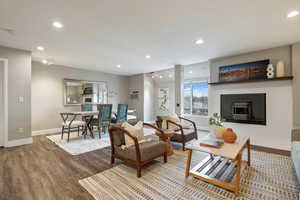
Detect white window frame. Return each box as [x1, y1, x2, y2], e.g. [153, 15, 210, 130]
[183, 80, 209, 117]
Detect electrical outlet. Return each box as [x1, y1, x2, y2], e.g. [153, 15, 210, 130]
[18, 128, 24, 133]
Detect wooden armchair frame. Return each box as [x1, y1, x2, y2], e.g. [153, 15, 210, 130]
[156, 116, 198, 151]
[109, 123, 167, 177]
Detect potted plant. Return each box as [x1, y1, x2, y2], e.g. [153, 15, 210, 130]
[209, 113, 226, 139]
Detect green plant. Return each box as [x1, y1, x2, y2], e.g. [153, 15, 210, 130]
[209, 113, 225, 126]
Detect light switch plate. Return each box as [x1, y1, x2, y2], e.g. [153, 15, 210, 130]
[18, 96, 24, 103]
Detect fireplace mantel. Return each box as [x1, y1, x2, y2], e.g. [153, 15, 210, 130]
[209, 76, 293, 85]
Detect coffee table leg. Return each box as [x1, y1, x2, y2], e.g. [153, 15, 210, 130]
[235, 153, 242, 195]
[185, 149, 193, 178]
[247, 139, 251, 166]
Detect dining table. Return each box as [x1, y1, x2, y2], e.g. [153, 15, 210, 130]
[60, 111, 99, 138]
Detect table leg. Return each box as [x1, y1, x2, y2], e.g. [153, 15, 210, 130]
[235, 153, 242, 195]
[185, 149, 193, 178]
[247, 139, 251, 166]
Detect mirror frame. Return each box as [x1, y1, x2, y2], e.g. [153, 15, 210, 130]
[63, 79, 108, 106]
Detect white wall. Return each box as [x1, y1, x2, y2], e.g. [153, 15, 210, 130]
[32, 61, 129, 131]
[292, 43, 300, 128]
[209, 46, 293, 150]
[210, 81, 293, 150]
[144, 74, 155, 122]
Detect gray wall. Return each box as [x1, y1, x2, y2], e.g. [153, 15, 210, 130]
[128, 74, 144, 121]
[32, 61, 129, 131]
[292, 43, 300, 127]
[210, 45, 292, 82]
[0, 61, 4, 145]
[0, 46, 32, 141]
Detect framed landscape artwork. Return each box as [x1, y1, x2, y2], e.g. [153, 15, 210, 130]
[219, 60, 269, 82]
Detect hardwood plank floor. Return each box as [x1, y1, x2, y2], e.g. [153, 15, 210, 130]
[0, 135, 119, 200]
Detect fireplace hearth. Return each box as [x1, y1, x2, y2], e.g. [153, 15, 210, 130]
[221, 93, 266, 125]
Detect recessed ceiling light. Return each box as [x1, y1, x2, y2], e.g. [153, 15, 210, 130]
[159, 75, 163, 79]
[52, 21, 63, 28]
[37, 46, 45, 51]
[195, 39, 204, 45]
[287, 10, 299, 18]
[145, 55, 151, 59]
[42, 59, 48, 64]
[116, 64, 121, 68]
[189, 70, 193, 74]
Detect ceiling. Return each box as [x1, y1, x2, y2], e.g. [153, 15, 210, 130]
[0, 0, 299, 75]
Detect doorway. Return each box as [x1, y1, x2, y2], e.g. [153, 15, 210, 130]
[0, 59, 8, 147]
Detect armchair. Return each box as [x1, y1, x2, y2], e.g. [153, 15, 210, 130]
[108, 123, 168, 177]
[156, 116, 198, 151]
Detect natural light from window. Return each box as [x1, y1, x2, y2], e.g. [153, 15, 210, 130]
[184, 83, 208, 116]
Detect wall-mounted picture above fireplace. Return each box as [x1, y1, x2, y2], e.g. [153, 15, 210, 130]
[219, 59, 269, 82]
[221, 93, 266, 125]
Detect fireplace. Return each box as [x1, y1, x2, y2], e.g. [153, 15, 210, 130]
[221, 93, 266, 125]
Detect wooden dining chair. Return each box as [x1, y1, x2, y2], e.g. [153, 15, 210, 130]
[116, 104, 128, 123]
[60, 113, 86, 142]
[90, 104, 113, 138]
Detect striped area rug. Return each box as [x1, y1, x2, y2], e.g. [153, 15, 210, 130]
[79, 150, 299, 200]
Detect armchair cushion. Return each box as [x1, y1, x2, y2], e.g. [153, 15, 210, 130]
[122, 121, 145, 147]
[115, 135, 166, 162]
[172, 128, 196, 142]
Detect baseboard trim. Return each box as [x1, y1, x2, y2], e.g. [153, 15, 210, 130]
[5, 137, 33, 147]
[32, 128, 61, 136]
[251, 145, 290, 156]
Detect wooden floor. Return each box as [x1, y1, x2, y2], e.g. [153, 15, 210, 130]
[0, 135, 119, 200]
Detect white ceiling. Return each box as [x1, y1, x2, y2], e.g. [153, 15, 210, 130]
[0, 0, 299, 75]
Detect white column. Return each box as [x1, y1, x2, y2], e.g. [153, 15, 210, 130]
[174, 64, 184, 116]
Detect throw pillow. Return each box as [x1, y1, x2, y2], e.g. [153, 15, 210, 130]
[122, 121, 144, 147]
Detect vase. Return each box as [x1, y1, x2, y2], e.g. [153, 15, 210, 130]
[276, 61, 285, 77]
[212, 125, 226, 139]
[223, 128, 237, 143]
[266, 64, 274, 79]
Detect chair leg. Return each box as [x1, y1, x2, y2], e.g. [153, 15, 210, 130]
[111, 156, 115, 164]
[78, 126, 80, 136]
[137, 165, 142, 178]
[164, 152, 168, 163]
[98, 126, 101, 139]
[61, 126, 64, 140]
[67, 128, 70, 142]
[182, 142, 186, 151]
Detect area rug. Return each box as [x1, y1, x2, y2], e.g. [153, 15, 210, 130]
[47, 132, 111, 155]
[79, 150, 299, 200]
[47, 128, 156, 155]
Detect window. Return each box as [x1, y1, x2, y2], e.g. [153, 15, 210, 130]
[184, 83, 208, 116]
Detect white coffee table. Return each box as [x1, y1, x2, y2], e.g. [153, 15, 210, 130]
[185, 136, 250, 195]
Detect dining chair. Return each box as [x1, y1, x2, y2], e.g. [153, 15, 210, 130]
[60, 113, 86, 142]
[116, 104, 128, 123]
[90, 104, 113, 138]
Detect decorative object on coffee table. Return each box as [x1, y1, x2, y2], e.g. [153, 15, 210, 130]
[223, 128, 237, 143]
[266, 64, 275, 79]
[276, 61, 285, 77]
[209, 113, 226, 139]
[155, 128, 174, 156]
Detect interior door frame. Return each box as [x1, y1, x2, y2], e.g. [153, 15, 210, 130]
[0, 58, 8, 147]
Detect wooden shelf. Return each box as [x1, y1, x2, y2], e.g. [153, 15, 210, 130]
[209, 76, 293, 85]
